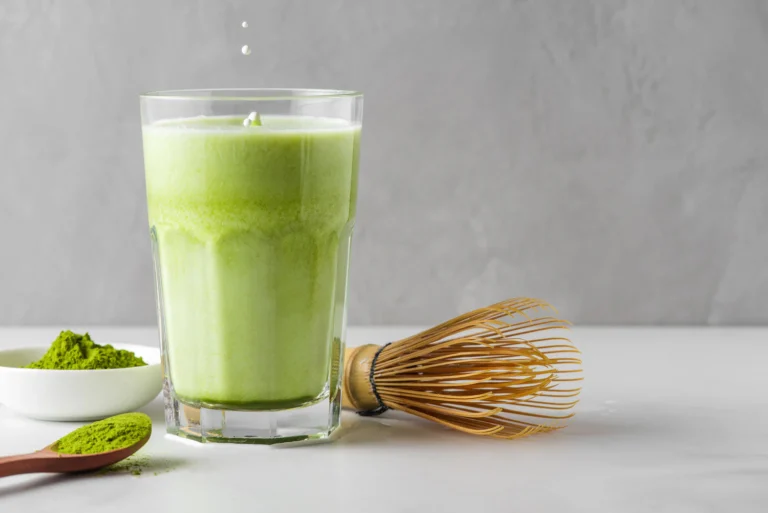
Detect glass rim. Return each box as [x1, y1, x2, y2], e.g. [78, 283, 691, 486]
[140, 88, 363, 101]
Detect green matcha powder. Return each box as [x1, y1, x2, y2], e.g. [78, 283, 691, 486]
[26, 330, 146, 370]
[53, 413, 153, 455]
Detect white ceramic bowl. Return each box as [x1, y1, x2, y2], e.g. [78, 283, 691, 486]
[0, 343, 162, 421]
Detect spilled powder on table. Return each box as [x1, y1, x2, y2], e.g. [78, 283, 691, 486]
[97, 455, 176, 477]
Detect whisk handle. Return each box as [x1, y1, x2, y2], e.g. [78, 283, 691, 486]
[342, 344, 382, 412]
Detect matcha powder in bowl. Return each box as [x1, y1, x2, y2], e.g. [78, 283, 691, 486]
[53, 413, 152, 455]
[0, 334, 161, 422]
[25, 331, 147, 370]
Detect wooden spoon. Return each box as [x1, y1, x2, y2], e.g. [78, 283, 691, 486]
[0, 434, 149, 478]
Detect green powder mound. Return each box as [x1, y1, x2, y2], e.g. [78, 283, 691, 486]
[25, 330, 147, 370]
[53, 413, 152, 455]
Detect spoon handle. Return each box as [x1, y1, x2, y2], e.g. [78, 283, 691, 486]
[0, 451, 59, 478]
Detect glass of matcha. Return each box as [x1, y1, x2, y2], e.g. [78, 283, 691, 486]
[139, 89, 362, 444]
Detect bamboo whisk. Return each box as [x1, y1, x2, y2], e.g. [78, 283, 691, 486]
[342, 297, 582, 439]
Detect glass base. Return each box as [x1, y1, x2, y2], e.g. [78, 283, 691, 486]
[163, 383, 341, 445]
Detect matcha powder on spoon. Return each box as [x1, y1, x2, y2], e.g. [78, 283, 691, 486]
[53, 413, 152, 455]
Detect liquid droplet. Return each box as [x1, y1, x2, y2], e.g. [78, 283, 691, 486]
[241, 21, 248, 28]
[243, 111, 261, 127]
[241, 45, 251, 56]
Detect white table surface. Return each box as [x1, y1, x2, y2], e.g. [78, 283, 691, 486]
[0, 326, 766, 513]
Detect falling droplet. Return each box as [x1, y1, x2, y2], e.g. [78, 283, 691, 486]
[241, 45, 251, 56]
[243, 111, 261, 127]
[241, 21, 248, 28]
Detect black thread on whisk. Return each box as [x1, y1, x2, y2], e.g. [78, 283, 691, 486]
[357, 342, 392, 417]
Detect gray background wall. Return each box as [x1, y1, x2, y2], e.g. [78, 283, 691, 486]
[1, 0, 766, 326]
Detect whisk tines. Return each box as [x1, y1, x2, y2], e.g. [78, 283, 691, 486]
[368, 298, 582, 439]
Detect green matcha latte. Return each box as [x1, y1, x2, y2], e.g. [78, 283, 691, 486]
[143, 115, 360, 410]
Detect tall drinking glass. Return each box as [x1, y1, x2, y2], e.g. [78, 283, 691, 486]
[139, 89, 362, 444]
